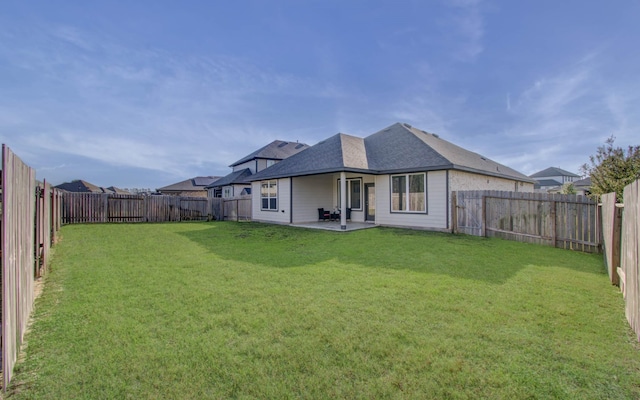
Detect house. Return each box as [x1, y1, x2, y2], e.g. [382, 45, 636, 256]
[530, 167, 580, 192]
[105, 186, 131, 195]
[55, 180, 129, 194]
[247, 122, 535, 231]
[206, 140, 309, 198]
[156, 176, 222, 197]
[573, 177, 592, 196]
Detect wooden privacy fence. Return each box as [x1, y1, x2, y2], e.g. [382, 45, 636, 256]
[62, 193, 223, 224]
[0, 146, 62, 390]
[602, 179, 640, 341]
[452, 191, 600, 253]
[222, 195, 252, 221]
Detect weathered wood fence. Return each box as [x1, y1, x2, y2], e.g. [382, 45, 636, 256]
[1, 145, 62, 390]
[222, 195, 252, 221]
[452, 191, 600, 253]
[602, 179, 640, 341]
[61, 193, 223, 224]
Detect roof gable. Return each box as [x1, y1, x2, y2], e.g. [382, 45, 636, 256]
[250, 134, 361, 180]
[207, 168, 253, 188]
[365, 123, 450, 171]
[530, 167, 580, 178]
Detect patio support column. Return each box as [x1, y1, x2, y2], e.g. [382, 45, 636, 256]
[340, 171, 347, 230]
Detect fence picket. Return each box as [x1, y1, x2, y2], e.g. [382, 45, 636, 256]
[453, 190, 600, 252]
[61, 193, 222, 224]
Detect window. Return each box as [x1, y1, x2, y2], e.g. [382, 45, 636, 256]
[266, 160, 276, 167]
[260, 180, 278, 210]
[391, 173, 426, 212]
[336, 178, 363, 210]
[223, 187, 232, 198]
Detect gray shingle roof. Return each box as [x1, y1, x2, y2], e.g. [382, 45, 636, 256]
[207, 168, 253, 188]
[530, 167, 580, 178]
[249, 123, 534, 183]
[230, 140, 310, 167]
[55, 180, 105, 193]
[249, 133, 371, 181]
[157, 176, 221, 191]
[573, 177, 591, 187]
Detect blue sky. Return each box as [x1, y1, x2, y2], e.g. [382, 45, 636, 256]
[1, 1, 639, 189]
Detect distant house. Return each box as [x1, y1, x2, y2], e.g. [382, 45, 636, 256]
[206, 140, 310, 198]
[248, 122, 535, 231]
[157, 176, 222, 197]
[573, 177, 592, 196]
[55, 180, 129, 194]
[530, 167, 581, 192]
[105, 186, 131, 195]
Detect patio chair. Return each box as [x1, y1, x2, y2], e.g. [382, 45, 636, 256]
[346, 208, 352, 221]
[318, 208, 330, 221]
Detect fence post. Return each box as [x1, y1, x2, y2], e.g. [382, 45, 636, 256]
[481, 195, 486, 237]
[451, 191, 457, 234]
[550, 200, 557, 248]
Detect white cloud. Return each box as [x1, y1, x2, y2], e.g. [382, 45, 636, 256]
[0, 23, 353, 181]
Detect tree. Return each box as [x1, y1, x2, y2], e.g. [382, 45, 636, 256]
[561, 182, 576, 195]
[580, 135, 640, 202]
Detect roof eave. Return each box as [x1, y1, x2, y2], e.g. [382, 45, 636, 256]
[451, 165, 537, 183]
[248, 167, 374, 181]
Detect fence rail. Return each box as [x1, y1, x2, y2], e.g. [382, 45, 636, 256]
[452, 190, 600, 253]
[61, 193, 222, 224]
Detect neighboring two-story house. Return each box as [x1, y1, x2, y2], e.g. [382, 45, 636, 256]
[529, 167, 581, 192]
[206, 140, 309, 198]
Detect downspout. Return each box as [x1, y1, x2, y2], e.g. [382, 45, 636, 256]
[340, 172, 347, 230]
[289, 177, 293, 224]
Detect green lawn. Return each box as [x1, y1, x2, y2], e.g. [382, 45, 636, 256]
[7, 222, 640, 399]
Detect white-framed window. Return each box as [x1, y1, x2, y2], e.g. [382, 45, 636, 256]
[223, 187, 232, 198]
[391, 173, 426, 213]
[336, 178, 362, 210]
[266, 160, 276, 167]
[260, 180, 278, 211]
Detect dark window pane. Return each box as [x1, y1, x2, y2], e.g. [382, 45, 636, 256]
[350, 180, 361, 209]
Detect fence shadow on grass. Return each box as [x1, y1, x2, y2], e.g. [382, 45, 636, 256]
[177, 222, 605, 285]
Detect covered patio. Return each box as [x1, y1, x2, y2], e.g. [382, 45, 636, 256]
[291, 221, 377, 232]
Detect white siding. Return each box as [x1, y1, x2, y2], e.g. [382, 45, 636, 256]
[374, 171, 448, 230]
[329, 173, 374, 223]
[449, 170, 534, 193]
[251, 179, 291, 224]
[234, 160, 257, 173]
[291, 175, 334, 223]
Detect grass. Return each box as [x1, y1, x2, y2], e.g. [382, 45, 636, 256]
[6, 222, 640, 399]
